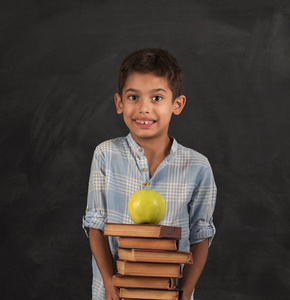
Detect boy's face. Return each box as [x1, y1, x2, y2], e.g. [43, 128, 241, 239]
[114, 73, 186, 142]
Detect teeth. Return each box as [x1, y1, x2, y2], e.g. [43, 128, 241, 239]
[136, 120, 153, 124]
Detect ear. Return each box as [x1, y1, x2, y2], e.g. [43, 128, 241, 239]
[173, 95, 186, 115]
[114, 93, 123, 114]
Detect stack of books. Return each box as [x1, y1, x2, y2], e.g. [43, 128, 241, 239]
[104, 223, 193, 300]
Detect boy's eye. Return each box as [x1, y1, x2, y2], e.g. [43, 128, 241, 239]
[152, 96, 162, 101]
[128, 95, 138, 101]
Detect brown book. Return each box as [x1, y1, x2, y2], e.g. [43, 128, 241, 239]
[118, 248, 193, 264]
[118, 237, 178, 251]
[119, 288, 181, 300]
[104, 223, 181, 239]
[116, 260, 183, 278]
[112, 274, 176, 290]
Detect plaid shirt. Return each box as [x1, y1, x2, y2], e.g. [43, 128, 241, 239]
[82, 133, 217, 300]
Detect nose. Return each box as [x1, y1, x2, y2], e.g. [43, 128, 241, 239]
[138, 98, 150, 114]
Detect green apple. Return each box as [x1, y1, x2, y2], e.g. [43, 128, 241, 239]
[128, 184, 166, 224]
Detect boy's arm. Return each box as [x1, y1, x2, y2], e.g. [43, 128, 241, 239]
[180, 238, 209, 300]
[183, 161, 216, 299]
[89, 228, 120, 300]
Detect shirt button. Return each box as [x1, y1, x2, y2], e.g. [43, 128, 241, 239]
[142, 168, 147, 172]
[138, 148, 142, 152]
[143, 182, 148, 186]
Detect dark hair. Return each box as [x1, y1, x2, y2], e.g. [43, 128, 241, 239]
[119, 48, 184, 100]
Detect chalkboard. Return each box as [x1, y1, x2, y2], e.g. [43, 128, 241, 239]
[1, 1, 290, 299]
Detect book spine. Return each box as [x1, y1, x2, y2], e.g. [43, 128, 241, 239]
[160, 226, 181, 239]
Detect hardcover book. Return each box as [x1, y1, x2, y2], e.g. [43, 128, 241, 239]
[117, 248, 193, 264]
[119, 288, 182, 300]
[118, 237, 178, 251]
[104, 223, 181, 239]
[116, 260, 183, 278]
[112, 274, 176, 290]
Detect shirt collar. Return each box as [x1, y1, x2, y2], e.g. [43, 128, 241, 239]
[126, 133, 144, 156]
[126, 133, 178, 158]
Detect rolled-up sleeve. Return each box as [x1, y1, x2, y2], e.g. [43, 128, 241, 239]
[82, 148, 107, 237]
[189, 162, 217, 246]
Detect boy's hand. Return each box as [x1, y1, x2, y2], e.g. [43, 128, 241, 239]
[104, 281, 120, 300]
[106, 289, 119, 300]
[180, 239, 209, 300]
[89, 228, 120, 299]
[181, 294, 191, 300]
[105, 287, 120, 300]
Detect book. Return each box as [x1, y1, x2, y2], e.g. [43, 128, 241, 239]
[118, 248, 193, 264]
[118, 237, 178, 251]
[104, 223, 181, 239]
[119, 288, 182, 300]
[112, 274, 176, 290]
[116, 260, 183, 278]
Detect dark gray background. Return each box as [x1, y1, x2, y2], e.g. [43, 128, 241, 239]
[1, 1, 290, 299]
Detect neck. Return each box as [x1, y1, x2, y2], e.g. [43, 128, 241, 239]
[131, 133, 172, 178]
[131, 134, 172, 163]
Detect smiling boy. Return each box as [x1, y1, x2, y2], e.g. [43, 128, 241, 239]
[114, 72, 185, 177]
[83, 48, 217, 300]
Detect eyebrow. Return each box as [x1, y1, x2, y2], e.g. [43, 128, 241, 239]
[125, 88, 167, 93]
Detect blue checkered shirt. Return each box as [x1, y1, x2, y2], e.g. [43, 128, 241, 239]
[82, 133, 217, 300]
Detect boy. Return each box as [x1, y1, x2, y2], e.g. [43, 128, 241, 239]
[82, 48, 216, 300]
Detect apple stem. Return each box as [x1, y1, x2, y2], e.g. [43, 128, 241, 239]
[147, 183, 150, 190]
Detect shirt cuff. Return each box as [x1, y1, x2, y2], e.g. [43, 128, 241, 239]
[82, 210, 107, 237]
[189, 222, 216, 247]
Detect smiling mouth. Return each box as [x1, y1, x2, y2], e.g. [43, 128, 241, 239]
[135, 120, 155, 125]
[134, 119, 156, 128]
